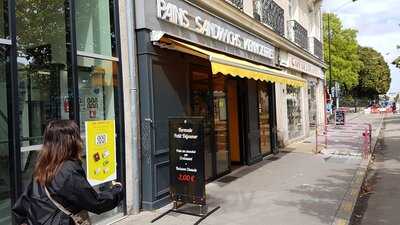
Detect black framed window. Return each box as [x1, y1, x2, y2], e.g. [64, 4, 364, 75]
[0, 45, 11, 225]
[15, 0, 73, 189]
[3, 0, 125, 223]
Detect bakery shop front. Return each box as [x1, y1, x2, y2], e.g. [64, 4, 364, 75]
[136, 0, 306, 209]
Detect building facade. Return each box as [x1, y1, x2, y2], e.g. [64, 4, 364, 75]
[134, 0, 325, 210]
[1, 0, 140, 224]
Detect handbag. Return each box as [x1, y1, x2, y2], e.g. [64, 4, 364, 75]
[44, 186, 92, 225]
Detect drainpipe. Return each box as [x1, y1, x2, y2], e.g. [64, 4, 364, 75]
[125, 0, 141, 214]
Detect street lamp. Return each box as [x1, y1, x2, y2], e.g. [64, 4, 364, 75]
[327, 0, 358, 107]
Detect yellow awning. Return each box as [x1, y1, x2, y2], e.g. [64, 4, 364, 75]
[159, 38, 306, 87]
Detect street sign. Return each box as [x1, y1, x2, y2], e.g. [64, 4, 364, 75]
[169, 117, 205, 205]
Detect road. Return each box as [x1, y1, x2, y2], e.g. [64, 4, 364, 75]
[351, 114, 400, 225]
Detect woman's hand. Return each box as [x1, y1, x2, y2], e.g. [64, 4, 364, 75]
[112, 181, 122, 187]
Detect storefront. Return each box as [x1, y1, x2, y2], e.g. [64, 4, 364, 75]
[136, 0, 306, 210]
[278, 51, 325, 144]
[0, 0, 127, 224]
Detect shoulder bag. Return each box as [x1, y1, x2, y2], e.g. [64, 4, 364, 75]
[44, 186, 92, 225]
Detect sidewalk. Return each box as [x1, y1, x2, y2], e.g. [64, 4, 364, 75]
[115, 113, 384, 225]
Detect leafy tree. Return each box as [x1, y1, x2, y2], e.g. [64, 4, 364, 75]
[323, 13, 363, 90]
[352, 46, 391, 98]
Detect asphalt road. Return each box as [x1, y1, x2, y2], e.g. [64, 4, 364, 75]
[351, 114, 400, 225]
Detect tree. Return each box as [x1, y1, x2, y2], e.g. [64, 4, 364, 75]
[323, 13, 363, 90]
[352, 46, 391, 98]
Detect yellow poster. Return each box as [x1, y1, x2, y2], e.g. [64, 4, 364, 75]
[85, 120, 117, 186]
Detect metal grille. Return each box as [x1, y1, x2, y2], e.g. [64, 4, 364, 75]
[288, 20, 308, 50]
[225, 0, 243, 10]
[253, 0, 285, 36]
[313, 37, 323, 59]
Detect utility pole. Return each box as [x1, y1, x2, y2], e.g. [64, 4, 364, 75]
[328, 13, 332, 98]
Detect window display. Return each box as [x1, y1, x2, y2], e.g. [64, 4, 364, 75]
[308, 81, 317, 127]
[287, 85, 303, 139]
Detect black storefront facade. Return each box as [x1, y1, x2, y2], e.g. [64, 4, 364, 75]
[136, 0, 306, 210]
[0, 0, 128, 224]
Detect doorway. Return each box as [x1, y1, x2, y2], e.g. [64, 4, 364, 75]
[189, 65, 243, 180]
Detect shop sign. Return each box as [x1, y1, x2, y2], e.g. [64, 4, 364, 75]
[157, 0, 274, 59]
[85, 120, 117, 186]
[169, 117, 205, 205]
[335, 110, 345, 125]
[280, 52, 323, 79]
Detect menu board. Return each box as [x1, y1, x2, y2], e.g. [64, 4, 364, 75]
[335, 110, 345, 125]
[169, 117, 205, 205]
[85, 120, 117, 186]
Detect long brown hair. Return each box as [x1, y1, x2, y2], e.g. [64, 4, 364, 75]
[34, 120, 83, 186]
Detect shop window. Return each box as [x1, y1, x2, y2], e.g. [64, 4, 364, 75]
[16, 0, 72, 188]
[308, 82, 317, 127]
[287, 85, 303, 139]
[0, 0, 8, 38]
[77, 56, 122, 223]
[0, 46, 10, 225]
[76, 0, 116, 57]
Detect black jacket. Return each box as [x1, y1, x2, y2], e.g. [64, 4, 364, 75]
[12, 160, 123, 225]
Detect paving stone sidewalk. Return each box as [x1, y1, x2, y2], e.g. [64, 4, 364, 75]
[115, 113, 384, 225]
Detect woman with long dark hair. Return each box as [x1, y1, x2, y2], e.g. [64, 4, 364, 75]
[12, 120, 123, 225]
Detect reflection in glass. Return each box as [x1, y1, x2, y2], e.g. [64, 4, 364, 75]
[287, 85, 303, 139]
[258, 83, 271, 155]
[0, 46, 10, 224]
[76, 0, 116, 57]
[77, 56, 122, 223]
[308, 81, 317, 127]
[0, 0, 8, 38]
[190, 71, 213, 180]
[16, 0, 71, 188]
[213, 76, 229, 175]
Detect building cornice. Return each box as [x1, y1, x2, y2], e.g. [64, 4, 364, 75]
[191, 0, 327, 69]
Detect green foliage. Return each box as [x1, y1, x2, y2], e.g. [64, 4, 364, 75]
[354, 46, 391, 97]
[323, 13, 363, 90]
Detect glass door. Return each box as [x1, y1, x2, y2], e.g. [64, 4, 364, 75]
[16, 0, 73, 189]
[258, 82, 272, 155]
[213, 76, 229, 175]
[190, 69, 214, 180]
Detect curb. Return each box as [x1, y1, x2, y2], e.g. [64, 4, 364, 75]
[331, 115, 384, 225]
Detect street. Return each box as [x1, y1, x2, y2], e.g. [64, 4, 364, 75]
[351, 114, 400, 225]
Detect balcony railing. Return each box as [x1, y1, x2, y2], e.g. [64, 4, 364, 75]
[225, 0, 243, 10]
[312, 37, 323, 59]
[253, 0, 285, 36]
[288, 20, 308, 50]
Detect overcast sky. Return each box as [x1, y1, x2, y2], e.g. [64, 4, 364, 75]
[322, 0, 400, 94]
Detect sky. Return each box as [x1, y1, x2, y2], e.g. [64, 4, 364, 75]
[322, 0, 400, 94]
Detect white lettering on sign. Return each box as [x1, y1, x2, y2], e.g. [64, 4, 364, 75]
[282, 53, 323, 78]
[157, 0, 275, 59]
[157, 0, 189, 28]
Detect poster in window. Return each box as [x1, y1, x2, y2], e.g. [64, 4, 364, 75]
[85, 120, 117, 186]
